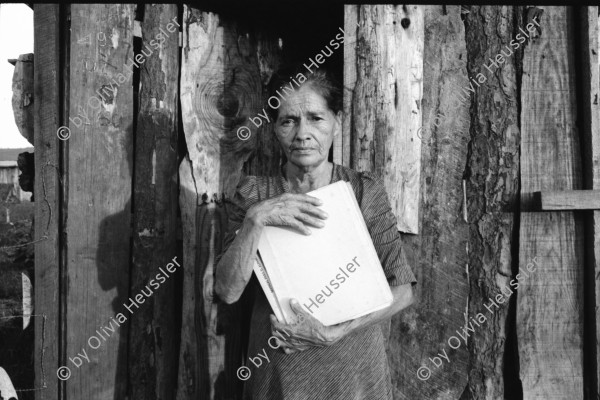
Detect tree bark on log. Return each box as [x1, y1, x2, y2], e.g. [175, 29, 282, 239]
[462, 5, 522, 399]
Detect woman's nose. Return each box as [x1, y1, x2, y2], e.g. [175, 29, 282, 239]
[294, 119, 312, 140]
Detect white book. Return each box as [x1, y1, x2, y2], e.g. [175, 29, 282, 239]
[253, 180, 393, 326]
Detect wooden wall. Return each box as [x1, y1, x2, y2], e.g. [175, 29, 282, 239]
[32, 4, 599, 400]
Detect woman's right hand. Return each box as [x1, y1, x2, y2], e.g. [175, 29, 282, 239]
[245, 193, 328, 235]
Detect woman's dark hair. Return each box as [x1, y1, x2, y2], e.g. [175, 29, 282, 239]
[266, 64, 342, 121]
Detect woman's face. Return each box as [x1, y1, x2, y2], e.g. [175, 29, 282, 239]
[274, 84, 341, 170]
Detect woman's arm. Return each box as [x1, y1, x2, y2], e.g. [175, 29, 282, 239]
[214, 193, 328, 304]
[334, 283, 414, 338]
[271, 283, 414, 352]
[214, 216, 264, 304]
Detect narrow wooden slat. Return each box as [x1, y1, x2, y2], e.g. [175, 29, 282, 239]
[578, 6, 600, 399]
[129, 5, 180, 400]
[33, 4, 61, 399]
[537, 190, 600, 210]
[339, 6, 357, 167]
[344, 4, 424, 234]
[518, 6, 584, 398]
[67, 5, 134, 399]
[389, 6, 470, 399]
[178, 7, 278, 399]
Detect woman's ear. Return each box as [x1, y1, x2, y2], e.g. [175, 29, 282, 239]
[333, 111, 342, 137]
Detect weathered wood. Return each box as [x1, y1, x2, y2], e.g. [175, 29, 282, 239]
[67, 4, 134, 399]
[338, 6, 357, 168]
[390, 6, 470, 399]
[178, 7, 279, 399]
[518, 6, 584, 398]
[536, 190, 600, 210]
[11, 53, 34, 144]
[578, 6, 600, 399]
[129, 5, 180, 400]
[33, 4, 61, 399]
[344, 4, 424, 234]
[462, 6, 523, 399]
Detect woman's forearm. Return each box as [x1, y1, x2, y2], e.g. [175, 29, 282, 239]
[337, 283, 414, 338]
[214, 217, 263, 304]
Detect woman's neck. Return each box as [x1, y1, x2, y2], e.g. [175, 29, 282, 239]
[284, 161, 333, 194]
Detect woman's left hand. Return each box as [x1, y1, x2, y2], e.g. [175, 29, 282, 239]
[270, 299, 353, 354]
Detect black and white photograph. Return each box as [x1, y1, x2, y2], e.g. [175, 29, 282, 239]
[0, 2, 599, 399]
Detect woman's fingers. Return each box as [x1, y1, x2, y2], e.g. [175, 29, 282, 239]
[284, 193, 323, 207]
[294, 212, 325, 229]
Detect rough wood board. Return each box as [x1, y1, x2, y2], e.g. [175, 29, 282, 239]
[463, 6, 522, 399]
[518, 213, 584, 398]
[344, 4, 424, 234]
[389, 6, 470, 400]
[539, 190, 600, 210]
[67, 4, 134, 399]
[33, 4, 60, 399]
[178, 7, 276, 399]
[518, 6, 584, 398]
[129, 5, 180, 400]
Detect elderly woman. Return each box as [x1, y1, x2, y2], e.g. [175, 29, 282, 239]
[214, 66, 417, 400]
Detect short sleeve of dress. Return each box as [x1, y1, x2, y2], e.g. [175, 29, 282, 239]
[359, 172, 417, 287]
[214, 175, 257, 267]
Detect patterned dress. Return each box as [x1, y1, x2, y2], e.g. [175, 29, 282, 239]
[218, 163, 417, 400]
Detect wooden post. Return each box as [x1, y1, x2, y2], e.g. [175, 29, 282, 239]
[129, 5, 180, 400]
[67, 4, 135, 398]
[518, 6, 585, 398]
[177, 6, 280, 399]
[385, 6, 471, 399]
[343, 4, 424, 234]
[462, 5, 522, 399]
[33, 4, 61, 399]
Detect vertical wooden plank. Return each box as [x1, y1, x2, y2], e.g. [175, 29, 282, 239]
[518, 6, 585, 399]
[67, 4, 134, 399]
[578, 6, 600, 399]
[129, 5, 180, 400]
[389, 6, 471, 399]
[178, 7, 280, 399]
[339, 6, 356, 167]
[33, 4, 61, 399]
[344, 4, 424, 234]
[463, 6, 522, 399]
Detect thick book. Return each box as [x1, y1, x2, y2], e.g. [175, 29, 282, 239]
[253, 180, 393, 326]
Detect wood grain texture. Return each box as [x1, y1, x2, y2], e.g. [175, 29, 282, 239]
[129, 5, 180, 400]
[177, 6, 280, 399]
[518, 6, 585, 399]
[463, 6, 522, 399]
[577, 6, 600, 399]
[338, 6, 357, 168]
[538, 190, 600, 210]
[389, 6, 470, 399]
[67, 4, 134, 399]
[344, 4, 424, 234]
[33, 5, 61, 399]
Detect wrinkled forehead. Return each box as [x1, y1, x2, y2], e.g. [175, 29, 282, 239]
[277, 86, 331, 116]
